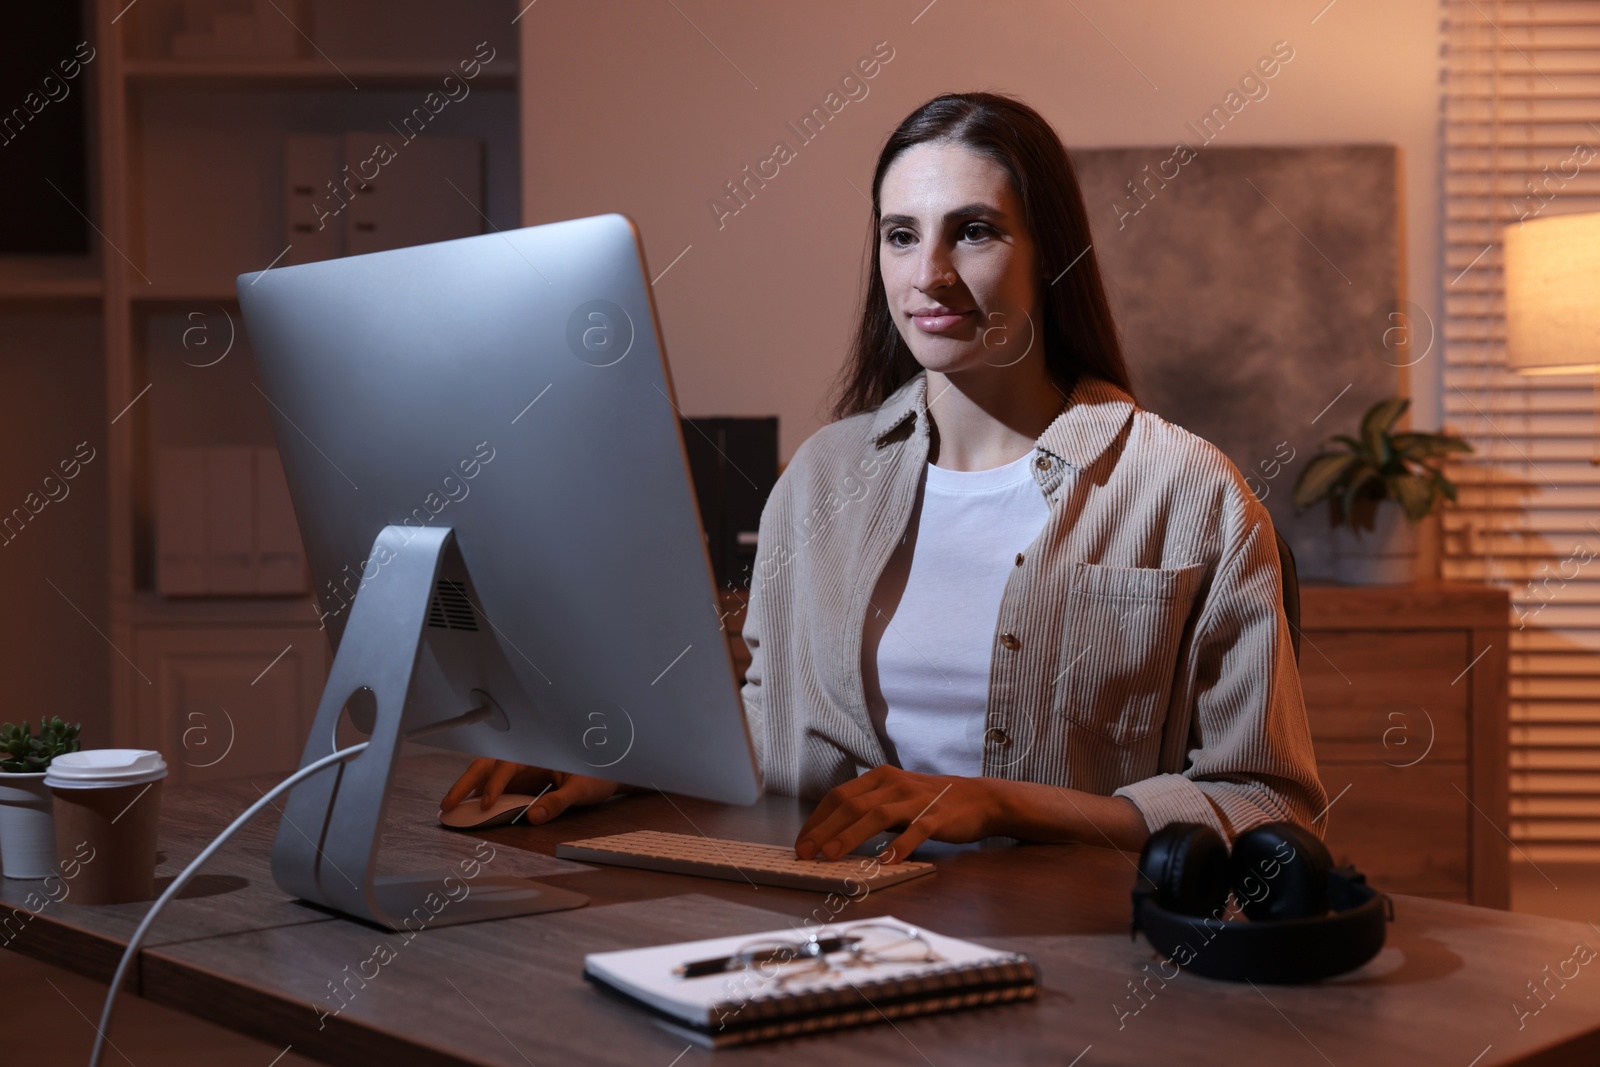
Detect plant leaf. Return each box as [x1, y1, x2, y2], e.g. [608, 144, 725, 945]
[1388, 432, 1432, 461]
[1391, 472, 1435, 520]
[1391, 432, 1474, 460]
[1292, 452, 1360, 508]
[1437, 436, 1474, 454]
[1363, 396, 1410, 437]
[1340, 466, 1383, 526]
[1361, 397, 1409, 464]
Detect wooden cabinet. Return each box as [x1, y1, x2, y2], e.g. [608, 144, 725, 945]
[717, 583, 1512, 908]
[1299, 583, 1509, 908]
[128, 595, 330, 787]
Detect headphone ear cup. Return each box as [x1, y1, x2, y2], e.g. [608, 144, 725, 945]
[1138, 822, 1230, 917]
[1229, 821, 1333, 922]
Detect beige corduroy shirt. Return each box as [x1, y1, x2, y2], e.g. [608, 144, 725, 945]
[739, 369, 1328, 842]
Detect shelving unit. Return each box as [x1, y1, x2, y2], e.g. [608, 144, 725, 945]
[0, 0, 521, 784]
[0, 257, 104, 299]
[122, 59, 518, 90]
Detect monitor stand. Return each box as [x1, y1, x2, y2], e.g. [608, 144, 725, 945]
[270, 524, 589, 928]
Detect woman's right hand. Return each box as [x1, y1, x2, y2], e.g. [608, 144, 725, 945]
[440, 758, 619, 825]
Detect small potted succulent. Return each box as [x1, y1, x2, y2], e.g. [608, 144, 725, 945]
[1292, 397, 1473, 585]
[0, 717, 82, 879]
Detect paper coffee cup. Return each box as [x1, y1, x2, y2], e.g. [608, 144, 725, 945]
[45, 750, 167, 905]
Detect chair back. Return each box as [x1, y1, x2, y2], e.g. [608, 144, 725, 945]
[1274, 529, 1302, 664]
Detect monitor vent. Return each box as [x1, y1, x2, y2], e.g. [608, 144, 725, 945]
[426, 579, 479, 631]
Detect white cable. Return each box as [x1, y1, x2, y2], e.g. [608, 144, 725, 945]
[87, 741, 370, 1067]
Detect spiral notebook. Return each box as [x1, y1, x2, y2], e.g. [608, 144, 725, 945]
[583, 915, 1038, 1048]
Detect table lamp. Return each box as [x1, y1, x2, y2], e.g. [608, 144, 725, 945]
[1502, 209, 1600, 463]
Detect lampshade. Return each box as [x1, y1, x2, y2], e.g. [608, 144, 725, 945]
[1502, 210, 1600, 375]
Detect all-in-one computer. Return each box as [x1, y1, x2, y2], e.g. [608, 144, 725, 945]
[236, 213, 764, 927]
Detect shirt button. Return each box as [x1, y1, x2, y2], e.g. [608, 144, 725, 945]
[999, 632, 1020, 651]
[1014, 552, 1024, 567]
[985, 726, 1010, 746]
[1035, 455, 1052, 471]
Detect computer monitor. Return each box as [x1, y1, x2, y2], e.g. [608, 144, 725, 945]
[236, 213, 763, 929]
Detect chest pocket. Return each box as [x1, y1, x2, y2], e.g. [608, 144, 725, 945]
[1055, 560, 1207, 746]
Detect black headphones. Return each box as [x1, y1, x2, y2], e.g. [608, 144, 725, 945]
[1130, 820, 1393, 983]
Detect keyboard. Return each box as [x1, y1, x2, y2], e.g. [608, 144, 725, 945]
[554, 830, 937, 892]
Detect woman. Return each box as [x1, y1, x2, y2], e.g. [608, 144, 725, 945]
[441, 91, 1327, 864]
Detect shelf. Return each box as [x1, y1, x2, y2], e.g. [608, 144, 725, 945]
[127, 81, 520, 290]
[0, 257, 103, 300]
[130, 282, 241, 305]
[127, 589, 324, 627]
[124, 59, 515, 91]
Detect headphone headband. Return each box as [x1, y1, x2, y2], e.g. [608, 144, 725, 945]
[1131, 821, 1393, 983]
[1135, 874, 1391, 983]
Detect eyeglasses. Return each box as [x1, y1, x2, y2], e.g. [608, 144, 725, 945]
[719, 921, 942, 990]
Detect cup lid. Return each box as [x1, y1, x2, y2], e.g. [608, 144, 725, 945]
[44, 749, 168, 789]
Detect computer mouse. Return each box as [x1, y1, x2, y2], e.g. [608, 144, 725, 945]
[437, 793, 543, 830]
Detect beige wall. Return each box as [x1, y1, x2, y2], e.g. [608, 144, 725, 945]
[520, 0, 1443, 464]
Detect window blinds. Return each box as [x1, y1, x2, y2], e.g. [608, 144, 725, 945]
[1442, 0, 1600, 861]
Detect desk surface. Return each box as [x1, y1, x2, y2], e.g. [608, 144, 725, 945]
[3, 750, 1597, 1067]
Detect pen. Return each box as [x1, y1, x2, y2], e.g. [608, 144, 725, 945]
[673, 935, 860, 978]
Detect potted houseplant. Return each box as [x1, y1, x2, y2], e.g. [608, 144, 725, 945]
[1292, 397, 1473, 585]
[0, 717, 81, 879]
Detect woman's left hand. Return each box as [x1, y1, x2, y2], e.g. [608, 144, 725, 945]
[794, 765, 1000, 864]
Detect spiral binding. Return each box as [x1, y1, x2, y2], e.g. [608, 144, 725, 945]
[708, 955, 1040, 1041]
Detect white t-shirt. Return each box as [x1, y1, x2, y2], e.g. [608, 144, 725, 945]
[862, 451, 1051, 777]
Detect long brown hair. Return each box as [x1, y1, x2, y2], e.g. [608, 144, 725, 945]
[827, 91, 1133, 421]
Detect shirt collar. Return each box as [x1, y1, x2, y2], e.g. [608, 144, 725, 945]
[869, 368, 1136, 471]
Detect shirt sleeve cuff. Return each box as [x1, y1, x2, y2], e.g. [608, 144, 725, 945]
[1113, 773, 1228, 839]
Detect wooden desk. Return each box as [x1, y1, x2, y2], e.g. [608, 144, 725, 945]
[718, 582, 1516, 908]
[3, 751, 1596, 1067]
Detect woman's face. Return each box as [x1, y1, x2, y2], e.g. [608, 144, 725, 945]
[877, 140, 1040, 378]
